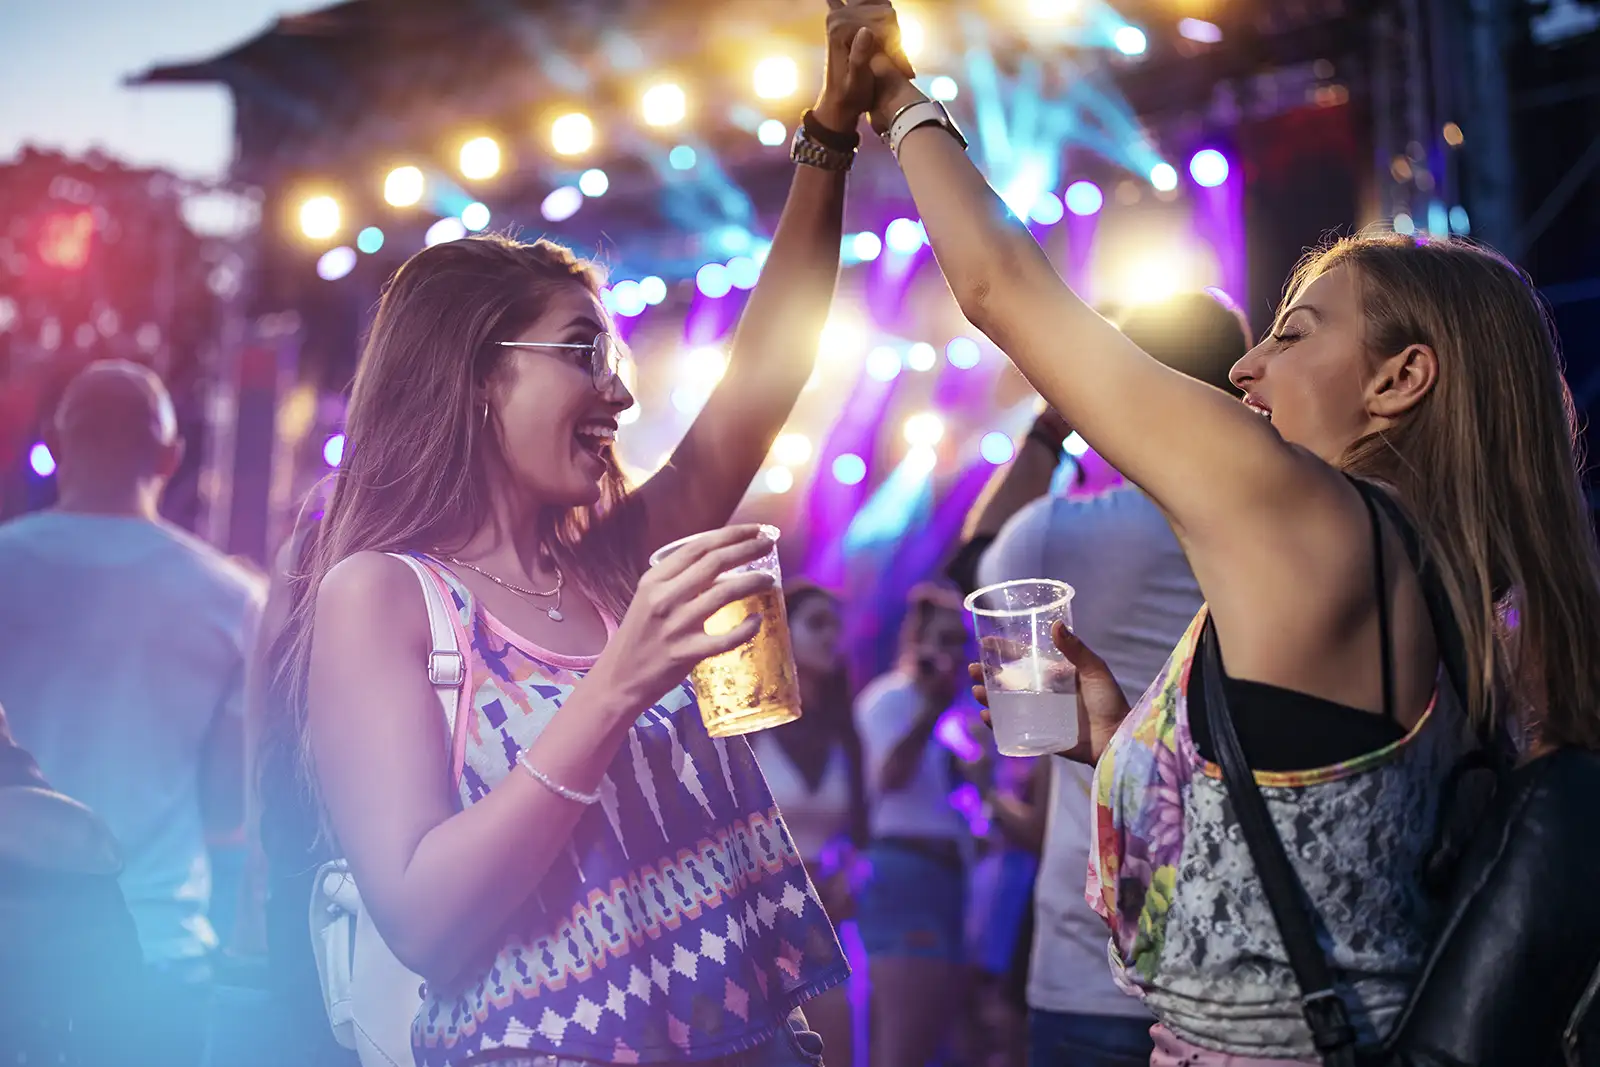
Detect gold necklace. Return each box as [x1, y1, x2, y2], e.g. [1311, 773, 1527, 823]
[445, 556, 565, 622]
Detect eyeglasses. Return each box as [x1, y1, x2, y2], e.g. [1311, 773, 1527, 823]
[495, 332, 626, 393]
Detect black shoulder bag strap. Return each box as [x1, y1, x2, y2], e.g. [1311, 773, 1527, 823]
[1200, 477, 1401, 1066]
[1200, 616, 1361, 1066]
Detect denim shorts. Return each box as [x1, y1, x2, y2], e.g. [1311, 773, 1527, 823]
[467, 1006, 824, 1067]
[854, 839, 966, 963]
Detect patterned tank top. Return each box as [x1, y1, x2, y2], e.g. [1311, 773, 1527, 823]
[408, 557, 849, 1066]
[1086, 608, 1468, 1060]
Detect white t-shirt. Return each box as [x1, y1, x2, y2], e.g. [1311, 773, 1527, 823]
[0, 511, 263, 963]
[978, 483, 1201, 1018]
[751, 734, 853, 862]
[854, 670, 968, 842]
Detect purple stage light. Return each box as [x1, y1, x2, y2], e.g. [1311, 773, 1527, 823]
[1189, 149, 1230, 188]
[28, 442, 55, 477]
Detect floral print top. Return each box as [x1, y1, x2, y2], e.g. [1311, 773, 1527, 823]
[1085, 608, 1468, 1060]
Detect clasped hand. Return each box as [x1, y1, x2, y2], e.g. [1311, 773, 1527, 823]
[816, 0, 926, 134]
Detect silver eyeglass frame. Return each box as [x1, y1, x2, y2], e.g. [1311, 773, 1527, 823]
[494, 331, 625, 392]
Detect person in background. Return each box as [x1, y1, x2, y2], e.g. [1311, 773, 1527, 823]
[752, 580, 868, 1067]
[951, 293, 1251, 1067]
[853, 582, 972, 1067]
[0, 360, 263, 1067]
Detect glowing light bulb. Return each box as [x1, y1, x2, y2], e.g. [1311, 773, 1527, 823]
[1189, 149, 1230, 188]
[579, 168, 609, 197]
[1113, 26, 1147, 55]
[460, 202, 490, 231]
[383, 166, 424, 207]
[832, 453, 867, 485]
[1149, 162, 1179, 192]
[458, 136, 501, 180]
[906, 342, 937, 372]
[551, 113, 595, 156]
[903, 411, 946, 447]
[642, 82, 687, 127]
[753, 56, 800, 100]
[757, 119, 788, 147]
[299, 195, 340, 240]
[764, 467, 795, 494]
[774, 433, 813, 466]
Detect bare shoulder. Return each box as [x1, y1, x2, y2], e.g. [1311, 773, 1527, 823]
[314, 551, 431, 653]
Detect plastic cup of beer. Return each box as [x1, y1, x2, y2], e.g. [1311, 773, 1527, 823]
[964, 579, 1078, 757]
[647, 524, 802, 738]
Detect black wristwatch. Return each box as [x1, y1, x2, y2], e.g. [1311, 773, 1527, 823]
[802, 109, 861, 152]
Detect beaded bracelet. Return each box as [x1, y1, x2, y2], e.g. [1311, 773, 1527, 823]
[517, 751, 601, 806]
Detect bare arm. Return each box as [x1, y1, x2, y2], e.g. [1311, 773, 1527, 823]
[987, 756, 1050, 854]
[962, 412, 1068, 542]
[880, 693, 947, 793]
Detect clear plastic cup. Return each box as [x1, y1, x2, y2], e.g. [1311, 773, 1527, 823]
[964, 579, 1078, 757]
[647, 524, 801, 737]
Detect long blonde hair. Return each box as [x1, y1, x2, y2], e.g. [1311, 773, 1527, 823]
[266, 235, 645, 799]
[1289, 232, 1600, 749]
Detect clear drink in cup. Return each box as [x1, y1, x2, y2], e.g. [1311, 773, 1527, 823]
[964, 579, 1078, 757]
[647, 524, 802, 738]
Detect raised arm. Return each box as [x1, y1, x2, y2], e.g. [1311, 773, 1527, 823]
[859, 58, 1350, 562]
[634, 7, 901, 551]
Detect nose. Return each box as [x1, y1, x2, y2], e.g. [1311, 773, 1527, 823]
[603, 368, 635, 411]
[1229, 340, 1268, 394]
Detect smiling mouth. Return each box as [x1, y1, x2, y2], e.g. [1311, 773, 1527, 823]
[1244, 397, 1273, 423]
[574, 419, 617, 458]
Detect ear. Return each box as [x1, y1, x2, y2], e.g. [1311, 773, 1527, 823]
[155, 436, 185, 480]
[1368, 342, 1438, 419]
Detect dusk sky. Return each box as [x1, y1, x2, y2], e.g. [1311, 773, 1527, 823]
[1, 0, 318, 179]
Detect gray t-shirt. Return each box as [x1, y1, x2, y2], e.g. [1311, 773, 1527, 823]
[978, 483, 1200, 1018]
[0, 511, 263, 963]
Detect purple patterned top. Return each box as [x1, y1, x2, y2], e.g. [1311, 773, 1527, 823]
[410, 557, 848, 1066]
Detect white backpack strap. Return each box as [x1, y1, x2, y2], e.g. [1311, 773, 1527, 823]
[386, 553, 463, 741]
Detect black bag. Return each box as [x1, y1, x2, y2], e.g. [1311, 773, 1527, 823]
[1201, 480, 1600, 1067]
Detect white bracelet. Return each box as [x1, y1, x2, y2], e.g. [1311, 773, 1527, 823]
[517, 751, 601, 805]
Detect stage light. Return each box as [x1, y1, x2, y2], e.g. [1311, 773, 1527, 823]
[1065, 180, 1103, 216]
[866, 345, 904, 382]
[579, 168, 609, 197]
[1443, 122, 1464, 147]
[764, 467, 795, 494]
[299, 195, 341, 240]
[712, 226, 754, 256]
[1065, 432, 1089, 457]
[1449, 205, 1470, 235]
[612, 280, 646, 317]
[757, 120, 788, 147]
[906, 342, 937, 372]
[323, 433, 346, 467]
[903, 411, 945, 448]
[929, 76, 959, 101]
[774, 433, 813, 465]
[697, 262, 733, 298]
[899, 11, 926, 60]
[642, 82, 687, 127]
[669, 145, 697, 170]
[425, 217, 467, 247]
[1030, 191, 1065, 225]
[981, 431, 1016, 465]
[317, 246, 357, 281]
[383, 166, 424, 207]
[461, 202, 491, 231]
[886, 217, 924, 254]
[684, 345, 728, 388]
[727, 256, 760, 290]
[459, 136, 501, 180]
[672, 385, 707, 415]
[1113, 26, 1147, 55]
[28, 443, 55, 478]
[1393, 212, 1416, 235]
[1189, 149, 1230, 187]
[541, 186, 583, 222]
[753, 56, 800, 100]
[1149, 162, 1179, 191]
[1178, 18, 1223, 43]
[551, 113, 595, 156]
[639, 275, 668, 305]
[1028, 0, 1079, 16]
[905, 445, 938, 476]
[819, 314, 866, 359]
[833, 453, 867, 485]
[1116, 254, 1183, 303]
[851, 232, 883, 262]
[946, 336, 981, 369]
[357, 226, 385, 254]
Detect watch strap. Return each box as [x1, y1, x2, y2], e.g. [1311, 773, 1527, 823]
[802, 109, 862, 152]
[790, 125, 855, 172]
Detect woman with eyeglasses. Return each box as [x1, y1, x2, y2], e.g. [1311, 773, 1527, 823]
[266, 9, 909, 1065]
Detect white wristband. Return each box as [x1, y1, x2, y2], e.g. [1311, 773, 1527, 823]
[884, 100, 968, 160]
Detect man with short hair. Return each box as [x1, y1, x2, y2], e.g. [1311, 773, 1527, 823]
[0, 360, 263, 1066]
[949, 293, 1252, 1067]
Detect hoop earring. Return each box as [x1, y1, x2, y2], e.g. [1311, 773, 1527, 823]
[480, 402, 490, 429]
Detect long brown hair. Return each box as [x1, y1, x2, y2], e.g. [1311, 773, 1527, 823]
[270, 234, 645, 793]
[1288, 232, 1600, 750]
